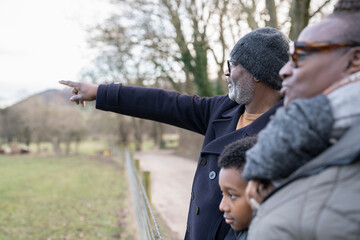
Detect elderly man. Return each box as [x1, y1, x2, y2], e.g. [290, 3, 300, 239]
[60, 27, 289, 239]
[245, 0, 360, 239]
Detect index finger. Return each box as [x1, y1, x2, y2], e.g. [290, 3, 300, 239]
[246, 181, 260, 201]
[249, 198, 260, 210]
[59, 80, 80, 88]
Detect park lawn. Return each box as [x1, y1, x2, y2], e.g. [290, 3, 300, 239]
[0, 154, 133, 240]
[28, 139, 110, 155]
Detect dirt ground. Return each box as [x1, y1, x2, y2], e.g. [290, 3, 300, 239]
[134, 149, 197, 240]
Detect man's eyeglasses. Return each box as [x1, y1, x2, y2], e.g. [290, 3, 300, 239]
[227, 59, 238, 74]
[288, 41, 360, 67]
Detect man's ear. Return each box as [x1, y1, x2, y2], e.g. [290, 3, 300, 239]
[253, 77, 260, 83]
[346, 47, 360, 74]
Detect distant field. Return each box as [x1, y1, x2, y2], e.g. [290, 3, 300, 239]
[27, 140, 111, 155]
[0, 154, 134, 240]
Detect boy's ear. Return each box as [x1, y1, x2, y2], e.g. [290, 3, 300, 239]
[346, 47, 360, 74]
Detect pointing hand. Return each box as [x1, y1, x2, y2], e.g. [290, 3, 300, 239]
[59, 80, 98, 107]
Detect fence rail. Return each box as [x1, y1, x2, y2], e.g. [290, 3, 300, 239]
[125, 149, 162, 240]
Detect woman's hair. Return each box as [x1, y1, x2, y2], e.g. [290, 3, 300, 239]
[328, 0, 360, 42]
[333, 0, 360, 12]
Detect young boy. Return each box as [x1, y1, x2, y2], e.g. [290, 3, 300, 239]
[218, 136, 258, 240]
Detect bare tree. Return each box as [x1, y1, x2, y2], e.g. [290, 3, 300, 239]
[79, 0, 335, 156]
[289, 0, 334, 40]
[84, 0, 335, 96]
[85, 0, 236, 96]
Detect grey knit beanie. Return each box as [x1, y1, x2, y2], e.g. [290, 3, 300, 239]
[230, 27, 289, 90]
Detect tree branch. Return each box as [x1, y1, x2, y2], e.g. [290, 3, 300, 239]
[310, 0, 332, 18]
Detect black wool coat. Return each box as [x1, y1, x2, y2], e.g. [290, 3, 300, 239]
[96, 83, 282, 240]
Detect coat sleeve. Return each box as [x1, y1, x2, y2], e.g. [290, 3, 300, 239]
[95, 83, 222, 135]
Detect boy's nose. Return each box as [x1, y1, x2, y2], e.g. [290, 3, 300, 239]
[219, 197, 229, 212]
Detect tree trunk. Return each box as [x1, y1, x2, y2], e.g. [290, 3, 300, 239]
[52, 137, 62, 155]
[266, 0, 278, 28]
[152, 122, 163, 149]
[289, 0, 311, 40]
[75, 139, 80, 155]
[194, 41, 212, 96]
[132, 119, 143, 151]
[240, 0, 259, 30]
[117, 119, 129, 147]
[23, 127, 31, 146]
[37, 141, 41, 154]
[65, 141, 71, 155]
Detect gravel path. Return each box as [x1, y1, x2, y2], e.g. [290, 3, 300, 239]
[134, 149, 197, 240]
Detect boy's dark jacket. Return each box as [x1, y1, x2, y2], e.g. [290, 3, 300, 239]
[225, 229, 248, 240]
[96, 83, 282, 239]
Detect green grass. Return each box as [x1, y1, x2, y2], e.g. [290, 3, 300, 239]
[27, 140, 110, 155]
[0, 154, 133, 240]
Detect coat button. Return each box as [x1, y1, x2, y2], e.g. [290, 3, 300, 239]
[187, 224, 190, 232]
[191, 191, 194, 200]
[195, 206, 200, 215]
[209, 171, 216, 180]
[200, 157, 207, 166]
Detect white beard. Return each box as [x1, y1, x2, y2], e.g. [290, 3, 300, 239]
[228, 79, 254, 105]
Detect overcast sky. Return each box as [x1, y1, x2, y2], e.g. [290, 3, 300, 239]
[0, 0, 114, 108]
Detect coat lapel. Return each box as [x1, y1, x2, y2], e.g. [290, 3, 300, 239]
[212, 103, 245, 139]
[202, 100, 283, 155]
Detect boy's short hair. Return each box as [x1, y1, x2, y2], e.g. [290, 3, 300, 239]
[218, 136, 258, 169]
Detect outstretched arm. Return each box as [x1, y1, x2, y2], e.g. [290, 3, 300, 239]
[60, 81, 222, 135]
[59, 80, 98, 107]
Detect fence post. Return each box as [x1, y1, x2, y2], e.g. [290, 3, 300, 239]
[142, 171, 152, 205]
[134, 159, 140, 173]
[124, 149, 161, 239]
